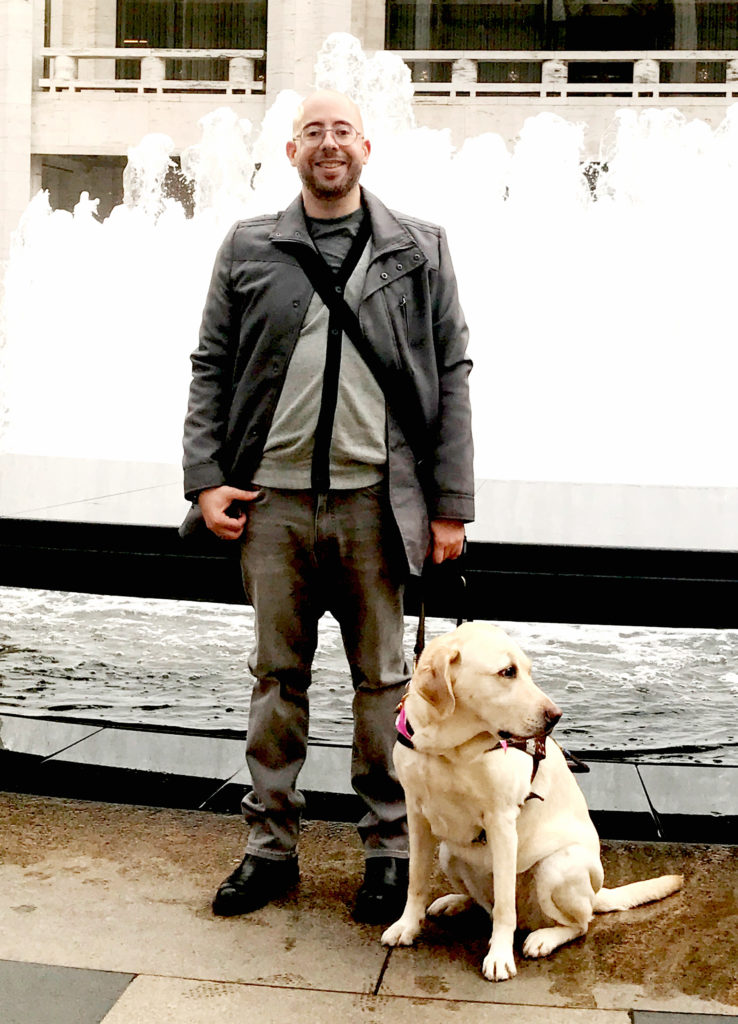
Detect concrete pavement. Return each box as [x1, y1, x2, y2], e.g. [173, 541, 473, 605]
[1, 791, 736, 1023]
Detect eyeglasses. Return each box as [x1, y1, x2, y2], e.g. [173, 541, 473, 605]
[294, 123, 363, 147]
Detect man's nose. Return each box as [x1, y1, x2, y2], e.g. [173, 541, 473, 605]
[321, 129, 341, 148]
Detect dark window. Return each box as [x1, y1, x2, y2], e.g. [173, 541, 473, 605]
[386, 1, 738, 84]
[116, 0, 267, 81]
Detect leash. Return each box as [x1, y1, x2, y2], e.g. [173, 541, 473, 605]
[413, 537, 468, 670]
[407, 542, 589, 775]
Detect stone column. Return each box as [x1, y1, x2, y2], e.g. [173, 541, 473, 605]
[351, 0, 385, 52]
[53, 53, 78, 80]
[451, 58, 478, 87]
[140, 55, 166, 83]
[542, 59, 568, 90]
[229, 55, 255, 86]
[0, 0, 33, 264]
[634, 58, 660, 87]
[266, 0, 353, 104]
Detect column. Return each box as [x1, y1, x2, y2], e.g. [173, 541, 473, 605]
[266, 0, 354, 103]
[0, 0, 34, 265]
[351, 0, 386, 52]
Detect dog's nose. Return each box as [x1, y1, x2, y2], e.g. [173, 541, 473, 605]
[545, 703, 563, 730]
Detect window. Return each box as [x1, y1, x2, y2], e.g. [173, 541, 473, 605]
[116, 0, 267, 81]
[385, 1, 738, 85]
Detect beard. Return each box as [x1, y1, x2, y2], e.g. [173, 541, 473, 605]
[297, 158, 363, 202]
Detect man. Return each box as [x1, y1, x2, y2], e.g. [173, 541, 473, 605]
[182, 90, 474, 923]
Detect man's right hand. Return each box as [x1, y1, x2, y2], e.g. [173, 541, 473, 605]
[198, 485, 262, 540]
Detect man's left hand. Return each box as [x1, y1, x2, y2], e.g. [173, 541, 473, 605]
[429, 519, 465, 565]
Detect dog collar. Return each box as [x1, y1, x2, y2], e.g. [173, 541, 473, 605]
[395, 700, 415, 749]
[489, 734, 547, 804]
[490, 733, 548, 784]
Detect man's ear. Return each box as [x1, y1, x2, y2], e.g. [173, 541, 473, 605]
[414, 644, 460, 718]
[286, 140, 297, 165]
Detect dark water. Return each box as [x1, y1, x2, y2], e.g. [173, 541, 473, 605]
[1, 586, 737, 764]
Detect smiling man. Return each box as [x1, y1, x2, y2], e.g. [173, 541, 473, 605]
[182, 89, 474, 923]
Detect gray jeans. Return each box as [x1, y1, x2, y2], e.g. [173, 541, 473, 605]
[239, 484, 410, 861]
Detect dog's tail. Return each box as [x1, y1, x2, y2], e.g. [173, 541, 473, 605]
[593, 874, 683, 914]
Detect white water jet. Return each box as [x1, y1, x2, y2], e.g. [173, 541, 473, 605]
[2, 33, 738, 485]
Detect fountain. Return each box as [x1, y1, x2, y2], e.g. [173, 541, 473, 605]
[2, 33, 738, 485]
[2, 36, 738, 766]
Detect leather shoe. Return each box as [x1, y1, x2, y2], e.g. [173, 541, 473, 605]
[212, 853, 299, 916]
[353, 857, 409, 924]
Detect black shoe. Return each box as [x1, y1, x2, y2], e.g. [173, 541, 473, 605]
[353, 857, 409, 924]
[212, 853, 299, 916]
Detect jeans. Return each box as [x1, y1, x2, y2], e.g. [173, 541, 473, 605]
[239, 484, 410, 861]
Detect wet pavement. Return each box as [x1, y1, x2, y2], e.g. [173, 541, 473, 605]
[1, 791, 736, 1023]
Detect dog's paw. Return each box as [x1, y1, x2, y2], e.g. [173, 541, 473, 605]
[381, 917, 421, 947]
[482, 944, 517, 982]
[522, 925, 582, 959]
[427, 894, 474, 917]
[522, 928, 559, 959]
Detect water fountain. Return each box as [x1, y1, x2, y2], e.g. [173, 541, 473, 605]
[1, 35, 738, 765]
[2, 33, 737, 485]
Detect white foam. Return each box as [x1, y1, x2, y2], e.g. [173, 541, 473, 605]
[1, 34, 738, 486]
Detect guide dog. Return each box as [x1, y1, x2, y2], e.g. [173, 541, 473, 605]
[381, 622, 683, 981]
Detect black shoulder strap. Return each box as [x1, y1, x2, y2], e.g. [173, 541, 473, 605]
[288, 234, 426, 470]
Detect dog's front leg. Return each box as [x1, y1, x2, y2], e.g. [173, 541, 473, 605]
[381, 804, 435, 947]
[481, 810, 519, 982]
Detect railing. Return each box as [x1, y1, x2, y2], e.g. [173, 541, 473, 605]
[39, 48, 266, 94]
[391, 50, 738, 99]
[37, 48, 738, 99]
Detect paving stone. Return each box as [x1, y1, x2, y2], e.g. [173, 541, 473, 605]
[99, 974, 632, 1024]
[633, 1013, 738, 1022]
[0, 959, 134, 1024]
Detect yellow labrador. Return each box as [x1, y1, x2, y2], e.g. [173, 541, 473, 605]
[382, 622, 682, 981]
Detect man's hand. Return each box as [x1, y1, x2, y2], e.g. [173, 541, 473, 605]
[198, 485, 262, 540]
[429, 519, 465, 565]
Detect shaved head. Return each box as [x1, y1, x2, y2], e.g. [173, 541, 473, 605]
[292, 90, 364, 137]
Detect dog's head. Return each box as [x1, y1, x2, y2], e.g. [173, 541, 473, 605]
[408, 622, 561, 748]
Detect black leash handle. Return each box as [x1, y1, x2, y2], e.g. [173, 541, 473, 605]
[414, 537, 468, 669]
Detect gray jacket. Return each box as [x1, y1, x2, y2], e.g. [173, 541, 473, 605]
[182, 188, 474, 575]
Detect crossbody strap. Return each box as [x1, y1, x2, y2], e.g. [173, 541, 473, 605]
[288, 236, 427, 472]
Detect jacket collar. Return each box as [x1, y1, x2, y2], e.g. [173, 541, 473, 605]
[269, 188, 420, 259]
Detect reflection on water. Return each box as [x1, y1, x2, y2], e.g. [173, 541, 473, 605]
[1, 586, 737, 764]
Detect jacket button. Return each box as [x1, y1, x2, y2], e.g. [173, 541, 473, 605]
[292, 300, 299, 307]
[396, 263, 403, 270]
[380, 272, 389, 280]
[335, 285, 342, 293]
[413, 253, 421, 261]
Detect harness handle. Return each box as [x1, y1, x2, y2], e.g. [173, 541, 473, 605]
[413, 537, 468, 669]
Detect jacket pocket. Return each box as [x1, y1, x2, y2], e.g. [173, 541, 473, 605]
[399, 294, 408, 338]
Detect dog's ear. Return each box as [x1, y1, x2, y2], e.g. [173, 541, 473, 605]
[415, 644, 460, 718]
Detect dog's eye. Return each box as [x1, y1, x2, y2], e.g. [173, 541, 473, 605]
[498, 665, 517, 679]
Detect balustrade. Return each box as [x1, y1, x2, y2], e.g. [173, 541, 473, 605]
[393, 50, 738, 98]
[41, 48, 265, 94]
[38, 48, 738, 100]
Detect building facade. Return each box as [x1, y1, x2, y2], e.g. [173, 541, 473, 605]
[1, 0, 737, 260]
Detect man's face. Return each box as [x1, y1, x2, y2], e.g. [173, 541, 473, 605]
[287, 93, 371, 205]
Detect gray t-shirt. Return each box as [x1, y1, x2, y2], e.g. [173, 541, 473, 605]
[307, 208, 365, 269]
[252, 209, 387, 490]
